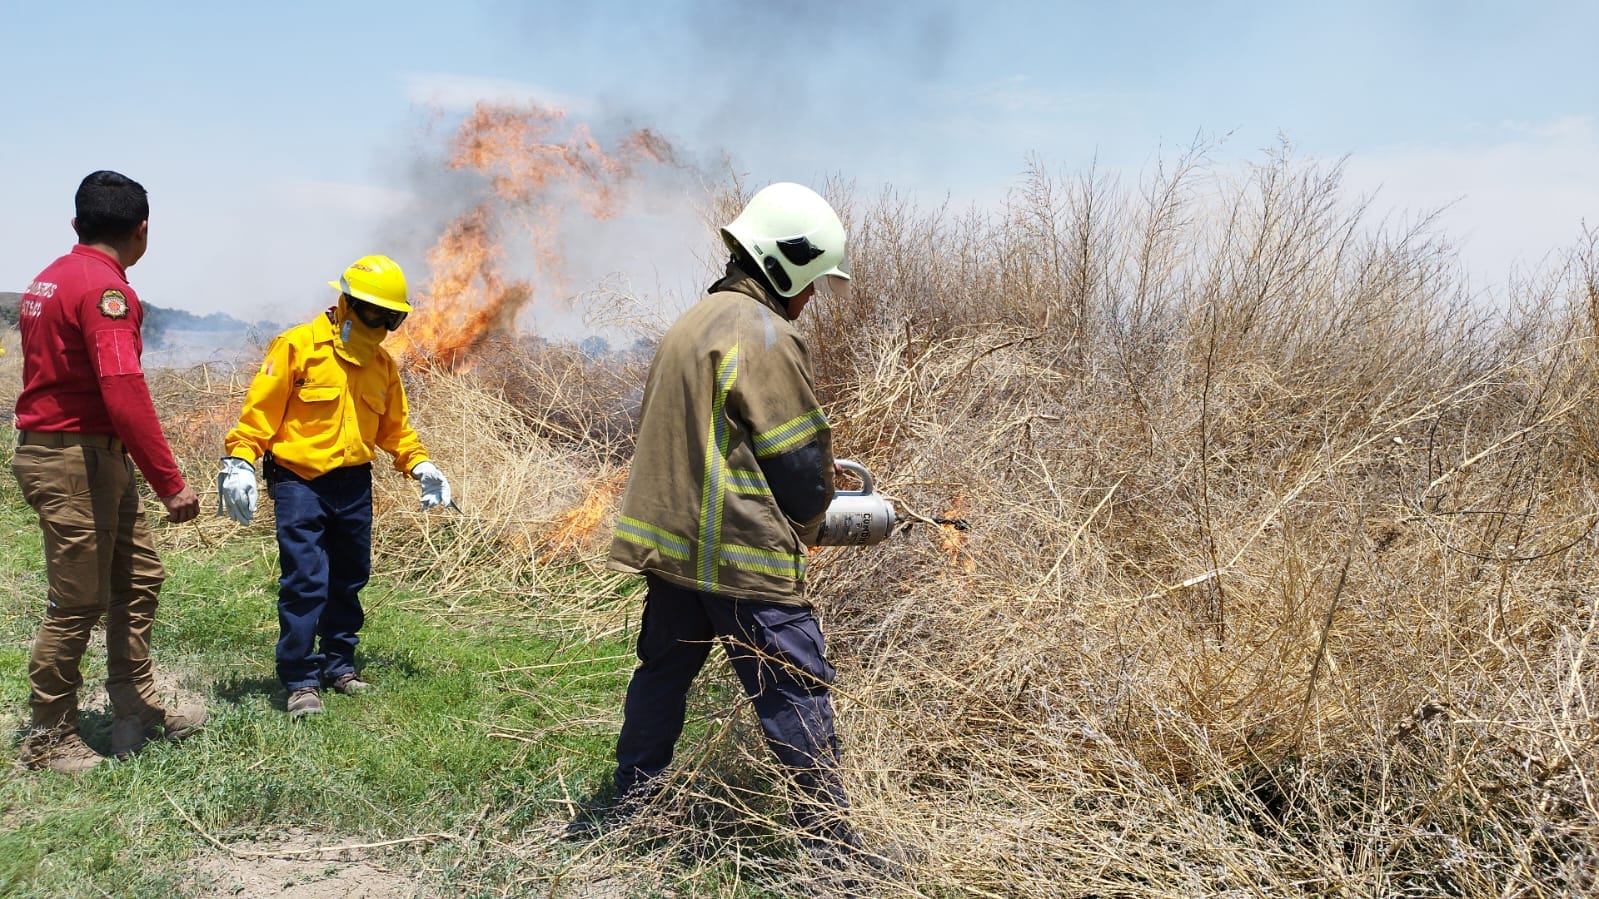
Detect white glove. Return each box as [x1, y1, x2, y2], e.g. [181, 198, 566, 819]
[217, 457, 258, 524]
[412, 461, 451, 510]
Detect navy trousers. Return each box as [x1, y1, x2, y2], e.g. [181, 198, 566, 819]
[615, 573, 851, 838]
[266, 459, 372, 692]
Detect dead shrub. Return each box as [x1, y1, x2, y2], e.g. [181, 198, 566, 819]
[9, 149, 1598, 896]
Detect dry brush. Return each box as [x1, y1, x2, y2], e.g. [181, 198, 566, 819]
[7, 146, 1597, 896]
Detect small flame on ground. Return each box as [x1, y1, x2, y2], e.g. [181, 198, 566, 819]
[938, 493, 977, 574]
[541, 469, 629, 561]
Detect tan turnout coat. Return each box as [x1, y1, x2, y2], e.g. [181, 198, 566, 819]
[608, 269, 835, 604]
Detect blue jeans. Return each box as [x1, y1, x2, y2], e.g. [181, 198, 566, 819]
[267, 459, 372, 692]
[615, 574, 851, 839]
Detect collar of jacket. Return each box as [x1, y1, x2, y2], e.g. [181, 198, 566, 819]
[70, 244, 128, 280]
[707, 258, 792, 320]
[312, 307, 339, 343]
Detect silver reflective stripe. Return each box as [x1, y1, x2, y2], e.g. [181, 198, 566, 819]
[616, 515, 691, 561]
[698, 346, 740, 587]
[727, 467, 771, 495]
[719, 543, 806, 579]
[752, 408, 829, 457]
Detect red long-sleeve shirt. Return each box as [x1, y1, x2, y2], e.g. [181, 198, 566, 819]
[13, 245, 186, 498]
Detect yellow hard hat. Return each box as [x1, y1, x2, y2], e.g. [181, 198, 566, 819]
[328, 254, 411, 313]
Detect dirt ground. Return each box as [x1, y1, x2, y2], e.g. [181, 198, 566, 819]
[188, 831, 657, 898]
[187, 829, 423, 899]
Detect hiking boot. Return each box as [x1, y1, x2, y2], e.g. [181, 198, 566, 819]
[563, 785, 661, 842]
[20, 732, 105, 774]
[287, 687, 323, 719]
[326, 672, 371, 695]
[807, 844, 905, 897]
[803, 824, 910, 892]
[112, 703, 207, 758]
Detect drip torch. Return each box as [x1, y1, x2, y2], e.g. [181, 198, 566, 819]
[814, 459, 897, 546]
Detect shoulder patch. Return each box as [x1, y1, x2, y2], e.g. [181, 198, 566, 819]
[98, 289, 129, 319]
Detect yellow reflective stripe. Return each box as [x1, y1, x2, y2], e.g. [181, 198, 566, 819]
[699, 346, 739, 586]
[727, 468, 771, 495]
[752, 408, 829, 457]
[616, 516, 691, 561]
[719, 543, 807, 579]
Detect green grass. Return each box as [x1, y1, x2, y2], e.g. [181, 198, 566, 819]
[0, 449, 689, 897]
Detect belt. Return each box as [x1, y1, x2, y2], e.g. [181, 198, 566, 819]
[16, 430, 126, 454]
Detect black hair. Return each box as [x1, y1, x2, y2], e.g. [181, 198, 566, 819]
[74, 170, 149, 244]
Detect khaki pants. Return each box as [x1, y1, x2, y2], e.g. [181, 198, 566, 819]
[12, 437, 166, 738]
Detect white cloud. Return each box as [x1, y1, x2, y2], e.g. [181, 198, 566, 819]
[400, 72, 585, 114]
[1341, 116, 1597, 282]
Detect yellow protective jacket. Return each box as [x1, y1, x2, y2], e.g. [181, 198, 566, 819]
[224, 310, 429, 480]
[608, 266, 835, 605]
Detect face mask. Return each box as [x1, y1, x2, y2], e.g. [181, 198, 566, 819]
[332, 296, 387, 366]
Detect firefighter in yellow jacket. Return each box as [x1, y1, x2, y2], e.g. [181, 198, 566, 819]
[603, 183, 864, 858]
[217, 255, 451, 719]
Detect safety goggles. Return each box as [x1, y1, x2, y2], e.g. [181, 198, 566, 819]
[349, 299, 408, 332]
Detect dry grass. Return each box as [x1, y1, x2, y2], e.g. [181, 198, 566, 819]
[790, 149, 1599, 896]
[7, 146, 1599, 896]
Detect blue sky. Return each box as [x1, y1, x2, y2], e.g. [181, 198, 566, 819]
[2, 0, 1594, 331]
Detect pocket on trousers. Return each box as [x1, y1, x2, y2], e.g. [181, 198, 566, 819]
[12, 446, 96, 527]
[37, 516, 113, 612]
[751, 605, 837, 689]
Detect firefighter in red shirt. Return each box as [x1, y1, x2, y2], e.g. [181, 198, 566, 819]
[11, 170, 205, 773]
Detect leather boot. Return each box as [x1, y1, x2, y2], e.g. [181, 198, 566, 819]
[326, 672, 372, 695]
[287, 687, 323, 720]
[111, 702, 207, 758]
[20, 728, 105, 774]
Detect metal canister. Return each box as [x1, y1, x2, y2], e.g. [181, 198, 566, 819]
[814, 459, 896, 546]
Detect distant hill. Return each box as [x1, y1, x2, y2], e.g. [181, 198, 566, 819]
[1, 290, 275, 361]
[2, 290, 266, 333]
[142, 305, 272, 342]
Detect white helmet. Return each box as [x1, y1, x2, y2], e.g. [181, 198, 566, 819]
[720, 182, 850, 298]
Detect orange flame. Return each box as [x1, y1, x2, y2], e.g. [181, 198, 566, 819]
[937, 493, 977, 574]
[541, 468, 629, 561]
[392, 103, 675, 370]
[390, 204, 531, 370]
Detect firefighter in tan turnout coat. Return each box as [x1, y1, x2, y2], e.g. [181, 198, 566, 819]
[605, 182, 864, 856]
